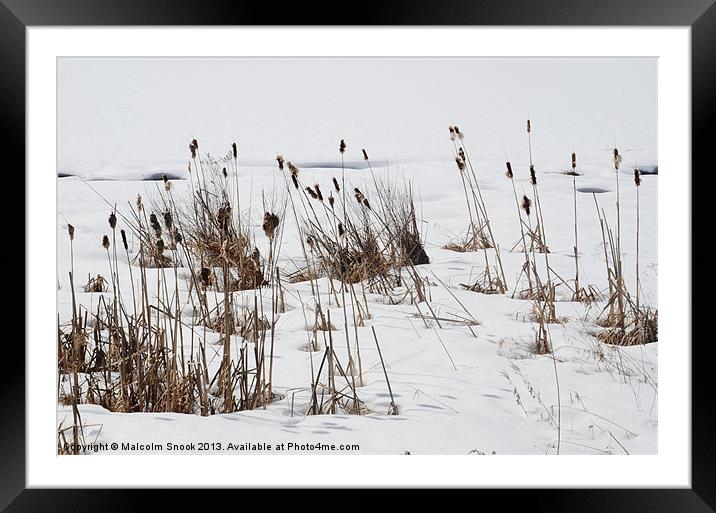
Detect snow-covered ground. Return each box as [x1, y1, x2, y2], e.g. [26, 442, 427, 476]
[57, 57, 657, 455]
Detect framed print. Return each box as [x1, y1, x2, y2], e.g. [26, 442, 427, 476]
[2, 0, 713, 510]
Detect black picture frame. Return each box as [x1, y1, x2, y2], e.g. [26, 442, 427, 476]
[2, 1, 711, 510]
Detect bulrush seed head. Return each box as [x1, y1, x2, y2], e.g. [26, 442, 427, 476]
[448, 125, 456, 141]
[189, 142, 197, 159]
[332, 177, 340, 192]
[173, 229, 182, 244]
[505, 161, 513, 179]
[262, 212, 280, 239]
[328, 193, 335, 208]
[458, 148, 466, 162]
[163, 211, 173, 230]
[288, 161, 299, 177]
[314, 183, 323, 201]
[529, 165, 537, 185]
[354, 188, 366, 204]
[521, 195, 532, 216]
[306, 186, 318, 200]
[136, 194, 143, 212]
[362, 149, 369, 160]
[527, 119, 532, 133]
[222, 167, 228, 178]
[156, 239, 165, 254]
[291, 174, 299, 189]
[455, 156, 466, 172]
[120, 229, 128, 250]
[613, 148, 622, 170]
[276, 155, 285, 171]
[108, 212, 117, 229]
[454, 125, 464, 140]
[68, 224, 75, 241]
[634, 169, 641, 186]
[102, 235, 110, 250]
[572, 152, 577, 170]
[339, 139, 346, 154]
[338, 222, 346, 238]
[232, 142, 238, 159]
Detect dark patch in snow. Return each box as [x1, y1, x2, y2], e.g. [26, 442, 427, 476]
[577, 187, 611, 194]
[295, 161, 371, 170]
[142, 172, 185, 181]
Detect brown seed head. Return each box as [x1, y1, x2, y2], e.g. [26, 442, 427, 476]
[529, 165, 537, 185]
[102, 235, 110, 250]
[328, 193, 335, 208]
[120, 229, 128, 250]
[613, 148, 622, 170]
[288, 161, 299, 177]
[521, 195, 532, 216]
[314, 183, 323, 201]
[291, 174, 299, 189]
[455, 156, 465, 172]
[222, 167, 228, 178]
[232, 142, 237, 160]
[136, 194, 143, 211]
[634, 169, 641, 187]
[339, 139, 346, 154]
[454, 125, 464, 140]
[262, 212, 280, 239]
[338, 222, 345, 238]
[163, 211, 173, 230]
[276, 155, 285, 171]
[527, 119, 531, 133]
[362, 149, 369, 161]
[448, 125, 456, 141]
[354, 188, 365, 204]
[108, 212, 117, 229]
[306, 186, 318, 200]
[189, 141, 197, 159]
[332, 177, 340, 192]
[156, 239, 165, 254]
[505, 161, 513, 179]
[571, 152, 577, 170]
[68, 224, 75, 241]
[173, 229, 182, 244]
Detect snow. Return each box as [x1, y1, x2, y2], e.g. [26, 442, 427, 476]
[57, 57, 657, 455]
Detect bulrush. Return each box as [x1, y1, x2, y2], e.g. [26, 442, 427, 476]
[338, 222, 346, 238]
[529, 165, 537, 185]
[527, 119, 532, 134]
[455, 156, 466, 172]
[136, 194, 143, 212]
[458, 148, 466, 162]
[109, 212, 117, 229]
[149, 213, 162, 238]
[222, 167, 228, 179]
[232, 142, 238, 160]
[288, 162, 299, 189]
[68, 224, 75, 241]
[276, 154, 285, 171]
[102, 235, 110, 250]
[634, 168, 641, 186]
[314, 183, 324, 201]
[189, 141, 197, 159]
[362, 149, 369, 160]
[262, 212, 280, 239]
[448, 125, 456, 141]
[120, 229, 128, 250]
[173, 229, 182, 244]
[572, 152, 577, 171]
[306, 186, 319, 200]
[328, 193, 335, 208]
[354, 188, 366, 204]
[521, 195, 532, 216]
[156, 239, 165, 254]
[163, 211, 173, 230]
[613, 147, 622, 170]
[339, 139, 346, 154]
[453, 125, 464, 140]
[332, 177, 340, 192]
[505, 161, 513, 179]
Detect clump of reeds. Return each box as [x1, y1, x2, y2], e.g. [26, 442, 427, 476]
[592, 150, 657, 345]
[445, 125, 506, 294]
